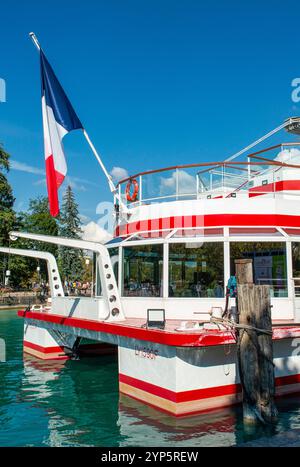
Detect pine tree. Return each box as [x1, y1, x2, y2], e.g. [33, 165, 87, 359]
[58, 185, 84, 282]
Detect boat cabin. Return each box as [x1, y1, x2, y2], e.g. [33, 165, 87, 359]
[105, 225, 300, 322]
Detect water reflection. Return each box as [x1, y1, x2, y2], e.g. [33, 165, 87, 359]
[2, 310, 300, 447]
[19, 355, 121, 446]
[118, 395, 238, 447]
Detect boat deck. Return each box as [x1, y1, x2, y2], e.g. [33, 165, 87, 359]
[17, 310, 300, 347]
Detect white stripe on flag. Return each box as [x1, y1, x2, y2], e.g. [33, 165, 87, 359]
[42, 95, 68, 181]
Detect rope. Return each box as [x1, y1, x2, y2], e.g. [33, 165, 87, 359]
[212, 315, 275, 424]
[225, 121, 288, 162]
[211, 316, 273, 336]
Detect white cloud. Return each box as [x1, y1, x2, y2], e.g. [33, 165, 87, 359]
[81, 221, 112, 244]
[79, 214, 91, 224]
[110, 166, 129, 181]
[275, 148, 300, 163]
[11, 157, 100, 196]
[67, 176, 98, 187]
[10, 160, 44, 175]
[33, 177, 46, 186]
[65, 176, 86, 192]
[30, 174, 96, 193]
[159, 169, 196, 195]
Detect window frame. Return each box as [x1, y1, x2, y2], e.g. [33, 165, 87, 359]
[121, 243, 164, 298]
[106, 229, 298, 300]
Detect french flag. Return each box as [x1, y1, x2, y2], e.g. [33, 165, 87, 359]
[40, 50, 83, 217]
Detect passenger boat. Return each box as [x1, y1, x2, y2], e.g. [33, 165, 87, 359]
[3, 117, 300, 417]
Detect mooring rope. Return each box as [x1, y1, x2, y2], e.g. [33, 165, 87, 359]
[211, 316, 274, 424]
[210, 316, 273, 336]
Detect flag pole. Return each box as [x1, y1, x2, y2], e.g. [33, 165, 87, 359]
[29, 32, 41, 51]
[29, 32, 130, 214]
[82, 129, 130, 214]
[82, 129, 116, 194]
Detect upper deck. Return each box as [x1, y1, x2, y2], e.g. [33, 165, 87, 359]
[115, 143, 300, 237]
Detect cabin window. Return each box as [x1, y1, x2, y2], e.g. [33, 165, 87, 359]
[292, 243, 300, 297]
[109, 247, 119, 282]
[95, 252, 102, 296]
[168, 242, 224, 298]
[122, 245, 163, 297]
[230, 242, 288, 297]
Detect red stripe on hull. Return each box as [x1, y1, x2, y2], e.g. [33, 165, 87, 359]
[24, 340, 65, 354]
[23, 340, 69, 360]
[17, 310, 239, 347]
[120, 373, 300, 404]
[119, 373, 241, 403]
[18, 310, 300, 347]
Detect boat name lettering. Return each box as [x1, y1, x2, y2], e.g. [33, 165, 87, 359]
[134, 345, 159, 360]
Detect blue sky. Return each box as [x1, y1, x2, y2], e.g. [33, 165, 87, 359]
[0, 0, 300, 223]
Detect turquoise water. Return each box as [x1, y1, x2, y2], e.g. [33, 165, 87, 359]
[1, 310, 300, 447]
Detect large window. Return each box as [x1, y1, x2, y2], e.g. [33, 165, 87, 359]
[230, 242, 288, 297]
[292, 243, 300, 277]
[109, 247, 119, 282]
[169, 242, 224, 297]
[292, 242, 300, 297]
[123, 245, 163, 297]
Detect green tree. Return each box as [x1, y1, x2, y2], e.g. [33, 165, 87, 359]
[58, 185, 84, 282]
[4, 213, 36, 289]
[0, 144, 19, 287]
[20, 196, 58, 254]
[18, 196, 59, 282]
[0, 144, 16, 246]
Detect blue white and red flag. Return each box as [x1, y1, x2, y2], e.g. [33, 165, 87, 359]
[40, 50, 83, 216]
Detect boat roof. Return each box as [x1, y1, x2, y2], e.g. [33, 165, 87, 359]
[106, 225, 300, 247]
[117, 143, 300, 186]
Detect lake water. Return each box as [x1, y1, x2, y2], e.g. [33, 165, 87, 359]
[1, 309, 300, 447]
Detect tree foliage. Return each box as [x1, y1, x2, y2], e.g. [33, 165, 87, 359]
[0, 144, 85, 289]
[17, 197, 59, 281]
[0, 144, 20, 287]
[20, 196, 59, 256]
[0, 144, 16, 246]
[58, 185, 84, 282]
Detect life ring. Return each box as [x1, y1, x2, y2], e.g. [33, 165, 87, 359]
[126, 179, 139, 202]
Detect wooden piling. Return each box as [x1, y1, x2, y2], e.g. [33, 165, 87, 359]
[235, 259, 277, 424]
[234, 258, 253, 285]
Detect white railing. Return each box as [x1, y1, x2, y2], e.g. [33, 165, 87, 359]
[117, 143, 300, 206]
[8, 231, 125, 322]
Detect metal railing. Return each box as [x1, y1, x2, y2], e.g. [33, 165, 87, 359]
[256, 278, 288, 297]
[292, 278, 300, 298]
[117, 143, 300, 206]
[0, 292, 45, 307]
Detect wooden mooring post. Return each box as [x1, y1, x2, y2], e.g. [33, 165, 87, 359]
[235, 259, 278, 424]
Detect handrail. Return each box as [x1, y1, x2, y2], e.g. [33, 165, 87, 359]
[0, 246, 64, 297]
[9, 231, 125, 322]
[117, 143, 300, 186]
